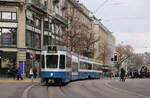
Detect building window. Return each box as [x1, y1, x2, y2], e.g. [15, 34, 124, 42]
[55, 6, 59, 14]
[44, 21, 49, 31]
[26, 30, 41, 49]
[44, 35, 51, 46]
[35, 18, 41, 29]
[0, 28, 17, 47]
[0, 11, 17, 21]
[26, 16, 41, 29]
[33, 33, 41, 49]
[54, 24, 58, 34]
[12, 12, 17, 20]
[0, 12, 1, 19]
[53, 24, 62, 36]
[44, 21, 52, 31]
[52, 24, 55, 33]
[26, 31, 32, 48]
[44, 0, 47, 6]
[2, 12, 11, 20]
[44, 17, 53, 32]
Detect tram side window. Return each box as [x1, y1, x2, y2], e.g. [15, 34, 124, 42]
[42, 55, 45, 68]
[80, 61, 83, 69]
[87, 63, 92, 70]
[66, 56, 71, 68]
[93, 64, 100, 70]
[59, 55, 65, 69]
[46, 55, 58, 68]
[80, 61, 87, 69]
[72, 62, 78, 72]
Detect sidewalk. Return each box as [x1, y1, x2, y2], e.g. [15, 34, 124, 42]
[0, 77, 40, 83]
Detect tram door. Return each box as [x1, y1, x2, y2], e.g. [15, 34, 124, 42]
[71, 55, 78, 76]
[72, 62, 78, 74]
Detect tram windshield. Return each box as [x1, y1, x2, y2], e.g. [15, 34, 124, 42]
[46, 55, 58, 68]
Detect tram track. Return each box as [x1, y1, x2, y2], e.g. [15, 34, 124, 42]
[47, 86, 55, 98]
[22, 84, 39, 98]
[58, 86, 72, 98]
[24, 80, 106, 98]
[80, 81, 109, 98]
[47, 85, 72, 98]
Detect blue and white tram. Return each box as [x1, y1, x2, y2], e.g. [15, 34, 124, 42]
[40, 46, 103, 85]
[71, 54, 79, 80]
[78, 58, 93, 79]
[78, 58, 102, 79]
[92, 62, 103, 79]
[41, 49, 72, 84]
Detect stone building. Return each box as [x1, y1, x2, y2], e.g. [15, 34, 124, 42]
[0, 0, 115, 76]
[0, 0, 48, 76]
[93, 18, 115, 69]
[65, 0, 93, 52]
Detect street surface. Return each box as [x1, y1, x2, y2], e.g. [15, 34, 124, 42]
[0, 82, 33, 98]
[0, 78, 150, 98]
[28, 78, 150, 98]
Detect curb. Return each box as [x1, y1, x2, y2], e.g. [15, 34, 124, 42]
[0, 80, 40, 83]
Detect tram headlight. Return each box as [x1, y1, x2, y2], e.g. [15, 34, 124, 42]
[50, 73, 54, 77]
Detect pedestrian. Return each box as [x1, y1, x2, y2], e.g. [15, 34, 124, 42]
[120, 68, 126, 82]
[17, 66, 23, 80]
[35, 60, 40, 77]
[12, 64, 17, 80]
[29, 68, 33, 78]
[106, 72, 108, 77]
[33, 67, 37, 79]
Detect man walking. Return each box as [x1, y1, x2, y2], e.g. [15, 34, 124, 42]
[17, 66, 23, 80]
[120, 68, 126, 82]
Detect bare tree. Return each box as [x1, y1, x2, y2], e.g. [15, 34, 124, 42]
[127, 54, 143, 71]
[115, 44, 134, 70]
[62, 6, 99, 57]
[96, 35, 111, 65]
[62, 7, 81, 51]
[80, 32, 100, 57]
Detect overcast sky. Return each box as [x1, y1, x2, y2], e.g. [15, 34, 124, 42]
[80, 0, 150, 53]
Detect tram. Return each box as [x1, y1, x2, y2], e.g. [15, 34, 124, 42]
[40, 46, 103, 85]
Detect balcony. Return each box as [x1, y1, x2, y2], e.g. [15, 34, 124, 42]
[54, 13, 68, 24]
[25, 0, 47, 11]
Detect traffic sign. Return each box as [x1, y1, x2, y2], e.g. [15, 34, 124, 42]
[30, 53, 35, 59]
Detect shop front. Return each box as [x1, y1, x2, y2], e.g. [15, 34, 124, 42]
[0, 51, 17, 77]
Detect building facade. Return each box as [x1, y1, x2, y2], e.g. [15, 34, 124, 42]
[93, 18, 115, 69]
[0, 0, 115, 76]
[0, 0, 48, 76]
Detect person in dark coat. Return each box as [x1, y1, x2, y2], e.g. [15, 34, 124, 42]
[12, 64, 17, 79]
[33, 67, 37, 79]
[120, 68, 126, 82]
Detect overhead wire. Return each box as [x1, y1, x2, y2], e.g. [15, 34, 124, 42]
[93, 0, 109, 13]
